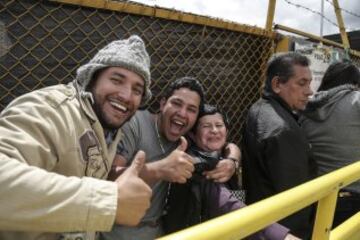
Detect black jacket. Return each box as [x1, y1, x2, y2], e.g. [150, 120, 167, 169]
[242, 93, 317, 239]
[163, 144, 239, 234]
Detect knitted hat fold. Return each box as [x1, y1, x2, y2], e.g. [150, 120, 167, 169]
[76, 35, 151, 104]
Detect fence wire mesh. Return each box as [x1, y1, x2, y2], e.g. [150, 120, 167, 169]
[0, 0, 274, 144]
[350, 55, 360, 67]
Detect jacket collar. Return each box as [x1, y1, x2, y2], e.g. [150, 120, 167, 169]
[72, 80, 98, 123]
[188, 140, 222, 160]
[263, 90, 300, 120]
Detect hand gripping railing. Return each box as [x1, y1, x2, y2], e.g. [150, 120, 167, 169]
[158, 161, 360, 240]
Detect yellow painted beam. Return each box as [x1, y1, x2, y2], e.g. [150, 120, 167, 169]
[275, 24, 343, 48]
[50, 0, 275, 38]
[332, 0, 350, 48]
[274, 24, 360, 58]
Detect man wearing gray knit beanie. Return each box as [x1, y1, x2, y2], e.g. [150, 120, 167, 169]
[0, 35, 152, 240]
[76, 34, 152, 128]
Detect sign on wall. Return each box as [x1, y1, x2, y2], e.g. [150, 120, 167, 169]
[294, 39, 345, 93]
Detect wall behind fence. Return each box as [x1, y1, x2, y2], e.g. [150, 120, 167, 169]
[0, 0, 274, 144]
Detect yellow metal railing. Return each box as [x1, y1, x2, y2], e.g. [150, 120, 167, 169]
[274, 24, 360, 58]
[158, 161, 360, 240]
[331, 212, 360, 240]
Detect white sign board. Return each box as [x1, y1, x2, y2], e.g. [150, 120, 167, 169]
[294, 40, 344, 93]
[300, 48, 331, 92]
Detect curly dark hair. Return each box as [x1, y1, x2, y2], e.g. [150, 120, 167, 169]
[162, 76, 205, 112]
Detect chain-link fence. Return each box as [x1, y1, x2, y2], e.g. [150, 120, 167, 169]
[0, 0, 275, 144]
[350, 54, 360, 66]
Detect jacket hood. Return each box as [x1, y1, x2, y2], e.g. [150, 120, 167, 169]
[303, 84, 357, 122]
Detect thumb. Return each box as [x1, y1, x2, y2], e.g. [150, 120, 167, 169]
[128, 150, 146, 176]
[177, 136, 188, 152]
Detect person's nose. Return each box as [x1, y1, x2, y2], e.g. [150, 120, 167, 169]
[305, 85, 313, 96]
[117, 85, 132, 103]
[177, 107, 187, 118]
[211, 125, 218, 133]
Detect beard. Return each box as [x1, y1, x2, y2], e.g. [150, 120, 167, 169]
[92, 99, 130, 130]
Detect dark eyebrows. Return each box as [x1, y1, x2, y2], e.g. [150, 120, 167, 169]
[136, 80, 145, 87]
[112, 72, 126, 79]
[171, 97, 199, 111]
[300, 77, 312, 83]
[112, 72, 145, 88]
[188, 105, 199, 112]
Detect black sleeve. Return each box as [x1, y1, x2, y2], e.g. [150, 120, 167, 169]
[263, 129, 311, 192]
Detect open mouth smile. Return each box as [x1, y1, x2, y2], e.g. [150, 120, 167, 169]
[110, 100, 128, 113]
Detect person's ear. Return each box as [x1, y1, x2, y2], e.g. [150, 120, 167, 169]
[159, 98, 166, 111]
[271, 76, 282, 94]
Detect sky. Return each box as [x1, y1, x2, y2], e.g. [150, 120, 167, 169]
[129, 0, 360, 36]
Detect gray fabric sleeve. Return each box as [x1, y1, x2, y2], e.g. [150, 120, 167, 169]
[117, 113, 141, 165]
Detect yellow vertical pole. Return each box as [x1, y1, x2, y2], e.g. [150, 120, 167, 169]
[265, 0, 277, 97]
[312, 191, 338, 240]
[332, 0, 350, 48]
[266, 0, 276, 31]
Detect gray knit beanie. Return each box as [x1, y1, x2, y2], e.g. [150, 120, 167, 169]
[76, 35, 151, 105]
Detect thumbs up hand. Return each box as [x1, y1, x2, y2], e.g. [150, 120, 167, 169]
[177, 136, 188, 152]
[157, 136, 194, 183]
[114, 151, 152, 226]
